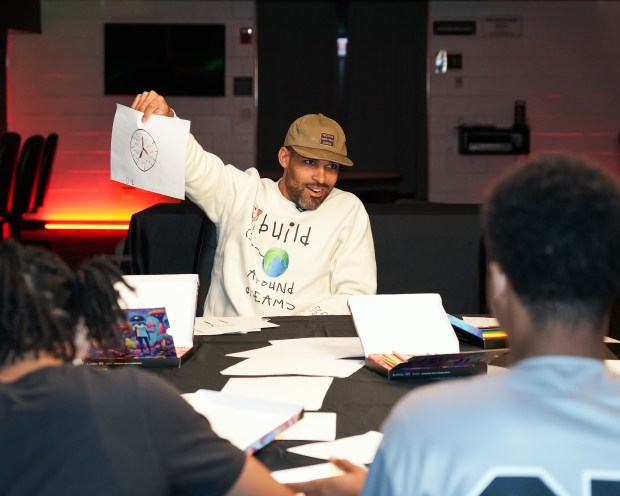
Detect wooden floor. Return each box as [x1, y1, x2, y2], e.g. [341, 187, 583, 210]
[20, 227, 127, 268]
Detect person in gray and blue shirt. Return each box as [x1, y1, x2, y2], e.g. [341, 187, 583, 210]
[290, 153, 620, 496]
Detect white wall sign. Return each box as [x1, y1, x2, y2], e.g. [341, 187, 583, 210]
[481, 17, 523, 38]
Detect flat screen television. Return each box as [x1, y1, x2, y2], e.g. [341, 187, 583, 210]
[104, 23, 225, 97]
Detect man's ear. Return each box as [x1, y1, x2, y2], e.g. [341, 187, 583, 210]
[487, 260, 509, 317]
[278, 147, 290, 169]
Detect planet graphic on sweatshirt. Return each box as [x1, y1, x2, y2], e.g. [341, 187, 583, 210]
[262, 248, 289, 277]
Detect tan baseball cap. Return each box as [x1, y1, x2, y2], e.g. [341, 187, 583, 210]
[283, 113, 353, 166]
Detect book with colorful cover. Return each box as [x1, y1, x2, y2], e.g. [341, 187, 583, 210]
[83, 274, 199, 368]
[83, 307, 192, 367]
[448, 314, 509, 350]
[366, 349, 508, 380]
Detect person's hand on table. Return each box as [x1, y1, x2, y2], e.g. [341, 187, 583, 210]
[286, 458, 367, 496]
[131, 90, 174, 122]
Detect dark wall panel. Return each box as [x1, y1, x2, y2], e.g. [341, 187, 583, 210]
[256, 1, 339, 169]
[0, 0, 41, 134]
[0, 0, 41, 32]
[343, 1, 428, 198]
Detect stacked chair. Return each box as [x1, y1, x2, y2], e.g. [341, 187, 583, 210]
[0, 132, 22, 239]
[0, 132, 58, 240]
[32, 133, 58, 213]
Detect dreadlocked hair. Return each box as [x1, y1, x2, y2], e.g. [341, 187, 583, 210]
[72, 256, 130, 343]
[0, 238, 132, 364]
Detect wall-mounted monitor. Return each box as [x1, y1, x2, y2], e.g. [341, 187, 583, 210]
[104, 23, 225, 97]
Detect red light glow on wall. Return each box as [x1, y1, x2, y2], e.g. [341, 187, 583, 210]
[44, 223, 129, 230]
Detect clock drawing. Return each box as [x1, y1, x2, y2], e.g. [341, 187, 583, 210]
[130, 129, 158, 172]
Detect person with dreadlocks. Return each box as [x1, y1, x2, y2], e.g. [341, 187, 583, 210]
[0, 239, 294, 496]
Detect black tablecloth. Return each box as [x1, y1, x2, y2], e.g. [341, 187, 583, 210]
[145, 315, 619, 471]
[148, 315, 505, 471]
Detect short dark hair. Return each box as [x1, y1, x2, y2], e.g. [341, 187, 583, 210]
[0, 238, 130, 364]
[285, 146, 301, 159]
[483, 153, 620, 326]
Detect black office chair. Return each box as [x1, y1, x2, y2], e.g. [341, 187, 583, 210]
[120, 201, 217, 316]
[0, 132, 22, 238]
[7, 135, 45, 239]
[194, 211, 218, 316]
[31, 133, 58, 213]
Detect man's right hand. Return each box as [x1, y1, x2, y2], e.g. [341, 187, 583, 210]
[131, 91, 174, 122]
[285, 458, 367, 496]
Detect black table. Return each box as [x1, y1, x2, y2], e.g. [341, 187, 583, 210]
[149, 315, 509, 471]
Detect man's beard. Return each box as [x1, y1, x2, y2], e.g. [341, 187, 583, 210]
[284, 174, 332, 211]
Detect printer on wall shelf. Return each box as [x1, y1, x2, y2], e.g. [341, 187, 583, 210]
[458, 100, 530, 155]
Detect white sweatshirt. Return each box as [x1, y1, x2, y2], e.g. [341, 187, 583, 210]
[184, 134, 377, 317]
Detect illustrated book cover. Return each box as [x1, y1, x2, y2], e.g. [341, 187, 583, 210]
[83, 306, 193, 367]
[83, 274, 198, 368]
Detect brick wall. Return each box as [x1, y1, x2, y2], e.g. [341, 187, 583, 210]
[8, 0, 255, 221]
[428, 1, 620, 203]
[8, 1, 620, 216]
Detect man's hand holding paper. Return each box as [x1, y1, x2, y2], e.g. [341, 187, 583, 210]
[110, 98, 189, 199]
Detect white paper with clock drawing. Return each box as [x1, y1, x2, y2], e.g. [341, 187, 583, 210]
[110, 103, 190, 199]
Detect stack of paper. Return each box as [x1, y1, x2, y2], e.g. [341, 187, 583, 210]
[221, 376, 337, 441]
[271, 463, 347, 484]
[348, 293, 460, 356]
[287, 431, 384, 466]
[221, 376, 334, 411]
[220, 337, 365, 378]
[194, 316, 279, 335]
[182, 389, 303, 455]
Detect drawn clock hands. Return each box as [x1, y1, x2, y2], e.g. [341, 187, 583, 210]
[139, 135, 151, 159]
[130, 129, 158, 172]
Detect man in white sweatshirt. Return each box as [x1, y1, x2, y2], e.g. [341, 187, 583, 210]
[132, 91, 377, 317]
